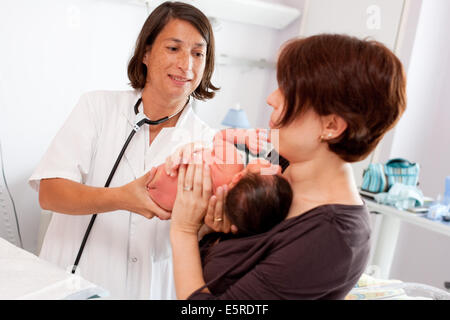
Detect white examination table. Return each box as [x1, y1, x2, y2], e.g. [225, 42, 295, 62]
[0, 236, 108, 299]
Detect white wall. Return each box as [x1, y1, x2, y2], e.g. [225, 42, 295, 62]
[0, 0, 147, 253]
[297, 0, 409, 187]
[193, 0, 304, 129]
[389, 0, 450, 199]
[387, 0, 450, 290]
[193, 19, 280, 128]
[0, 0, 303, 254]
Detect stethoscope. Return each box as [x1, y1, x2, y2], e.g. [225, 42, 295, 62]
[71, 97, 188, 274]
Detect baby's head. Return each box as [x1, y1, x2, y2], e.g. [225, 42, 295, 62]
[225, 172, 293, 237]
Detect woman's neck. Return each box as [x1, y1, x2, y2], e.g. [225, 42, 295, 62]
[283, 154, 363, 218]
[141, 85, 189, 145]
[141, 85, 188, 120]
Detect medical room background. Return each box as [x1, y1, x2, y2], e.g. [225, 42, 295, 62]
[1, 0, 450, 291]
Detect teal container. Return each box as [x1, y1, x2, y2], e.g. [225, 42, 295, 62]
[445, 176, 450, 205]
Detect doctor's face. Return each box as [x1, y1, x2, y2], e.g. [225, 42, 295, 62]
[143, 18, 207, 102]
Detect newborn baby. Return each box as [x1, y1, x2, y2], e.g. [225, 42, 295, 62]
[146, 129, 291, 236]
[146, 129, 247, 211]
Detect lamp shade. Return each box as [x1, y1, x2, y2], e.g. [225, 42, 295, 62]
[221, 108, 251, 128]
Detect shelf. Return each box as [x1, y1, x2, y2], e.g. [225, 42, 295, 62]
[364, 198, 450, 238]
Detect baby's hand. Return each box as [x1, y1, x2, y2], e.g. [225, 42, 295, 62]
[247, 158, 282, 176]
[215, 128, 270, 156]
[164, 142, 208, 178]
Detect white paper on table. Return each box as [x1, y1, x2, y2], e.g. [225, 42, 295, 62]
[0, 236, 108, 300]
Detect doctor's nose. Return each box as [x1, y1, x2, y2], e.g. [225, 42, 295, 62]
[177, 51, 193, 72]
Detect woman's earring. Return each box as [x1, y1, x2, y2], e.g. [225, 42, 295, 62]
[321, 133, 333, 141]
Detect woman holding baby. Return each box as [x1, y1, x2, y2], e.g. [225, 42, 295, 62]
[169, 34, 407, 300]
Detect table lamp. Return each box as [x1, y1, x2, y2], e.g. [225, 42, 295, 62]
[221, 104, 251, 164]
[221, 104, 251, 129]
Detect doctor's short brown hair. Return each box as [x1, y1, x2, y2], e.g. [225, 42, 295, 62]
[127, 1, 219, 100]
[275, 34, 407, 162]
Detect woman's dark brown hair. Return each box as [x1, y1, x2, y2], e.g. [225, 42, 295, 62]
[225, 173, 293, 236]
[275, 34, 407, 162]
[127, 1, 219, 100]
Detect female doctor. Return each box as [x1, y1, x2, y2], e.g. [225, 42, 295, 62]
[28, 2, 218, 299]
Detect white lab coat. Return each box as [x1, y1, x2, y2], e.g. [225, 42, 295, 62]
[29, 90, 216, 299]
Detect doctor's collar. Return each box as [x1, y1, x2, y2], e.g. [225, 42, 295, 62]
[134, 96, 190, 119]
[134, 96, 191, 118]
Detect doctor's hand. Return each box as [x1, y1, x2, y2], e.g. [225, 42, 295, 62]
[171, 161, 212, 236]
[119, 168, 171, 220]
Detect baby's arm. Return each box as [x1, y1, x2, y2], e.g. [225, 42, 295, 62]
[213, 128, 269, 156]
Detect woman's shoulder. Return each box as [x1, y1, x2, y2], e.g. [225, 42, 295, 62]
[80, 89, 140, 106]
[310, 203, 370, 234]
[272, 203, 370, 247]
[260, 204, 370, 298]
[284, 203, 369, 224]
[75, 89, 140, 120]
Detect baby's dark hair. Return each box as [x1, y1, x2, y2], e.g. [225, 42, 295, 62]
[225, 173, 293, 236]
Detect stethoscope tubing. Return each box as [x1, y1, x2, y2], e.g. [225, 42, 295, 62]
[71, 129, 138, 274]
[71, 97, 185, 274]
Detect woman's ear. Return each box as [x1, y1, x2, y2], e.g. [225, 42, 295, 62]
[230, 171, 245, 187]
[320, 114, 348, 140]
[142, 45, 151, 66]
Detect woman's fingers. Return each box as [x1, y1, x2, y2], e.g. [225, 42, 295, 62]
[219, 185, 231, 232]
[148, 197, 171, 220]
[212, 186, 229, 232]
[212, 187, 223, 226]
[202, 164, 212, 201]
[184, 161, 195, 192]
[193, 163, 203, 198]
[191, 150, 207, 198]
[204, 187, 234, 234]
[205, 195, 217, 227]
[121, 171, 171, 220]
[145, 167, 158, 187]
[176, 163, 187, 195]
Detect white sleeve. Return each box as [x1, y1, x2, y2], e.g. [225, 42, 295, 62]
[28, 93, 99, 192]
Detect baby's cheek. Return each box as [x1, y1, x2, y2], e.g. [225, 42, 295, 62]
[147, 168, 178, 212]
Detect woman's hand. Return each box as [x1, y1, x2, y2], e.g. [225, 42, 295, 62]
[118, 167, 171, 220]
[170, 161, 212, 300]
[171, 159, 213, 236]
[203, 184, 238, 234]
